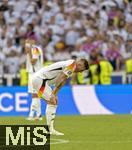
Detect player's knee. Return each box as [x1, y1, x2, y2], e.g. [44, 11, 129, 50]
[32, 93, 38, 98]
[47, 99, 57, 105]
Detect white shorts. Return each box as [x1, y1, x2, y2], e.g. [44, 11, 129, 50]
[28, 73, 35, 93]
[32, 76, 52, 101]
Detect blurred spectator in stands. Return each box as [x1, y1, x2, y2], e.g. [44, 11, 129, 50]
[89, 49, 99, 64]
[126, 23, 132, 41]
[14, 18, 25, 45]
[99, 6, 108, 31]
[25, 23, 37, 40]
[82, 36, 94, 54]
[3, 38, 20, 73]
[0, 25, 7, 49]
[65, 27, 80, 46]
[98, 54, 113, 85]
[0, 48, 5, 74]
[71, 39, 88, 60]
[19, 38, 27, 66]
[117, 18, 128, 41]
[0, 0, 9, 12]
[53, 41, 70, 61]
[0, 10, 6, 26]
[106, 42, 122, 71]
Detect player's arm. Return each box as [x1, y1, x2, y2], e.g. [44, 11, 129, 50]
[25, 43, 38, 65]
[30, 47, 39, 65]
[25, 41, 31, 54]
[52, 62, 75, 95]
[52, 72, 68, 95]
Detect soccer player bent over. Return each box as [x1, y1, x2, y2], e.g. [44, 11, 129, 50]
[32, 59, 89, 135]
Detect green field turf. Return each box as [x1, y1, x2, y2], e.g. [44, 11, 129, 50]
[0, 115, 132, 150]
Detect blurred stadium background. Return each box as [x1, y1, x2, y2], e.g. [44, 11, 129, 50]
[0, 0, 132, 150]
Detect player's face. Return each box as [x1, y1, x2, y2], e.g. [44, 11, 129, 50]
[25, 39, 36, 53]
[76, 60, 86, 72]
[25, 42, 31, 53]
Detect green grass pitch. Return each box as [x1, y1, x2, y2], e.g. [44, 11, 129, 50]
[0, 115, 132, 150]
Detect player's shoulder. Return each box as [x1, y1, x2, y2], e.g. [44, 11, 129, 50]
[53, 59, 75, 68]
[45, 59, 75, 69]
[62, 59, 76, 77]
[64, 59, 76, 68]
[63, 59, 75, 66]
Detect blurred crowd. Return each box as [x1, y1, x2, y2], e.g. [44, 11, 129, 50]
[0, 0, 132, 75]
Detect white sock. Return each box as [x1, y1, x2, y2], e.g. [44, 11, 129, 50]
[46, 104, 57, 130]
[29, 98, 39, 118]
[36, 99, 41, 117]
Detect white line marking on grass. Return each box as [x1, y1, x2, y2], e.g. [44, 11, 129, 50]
[71, 140, 132, 144]
[50, 138, 70, 145]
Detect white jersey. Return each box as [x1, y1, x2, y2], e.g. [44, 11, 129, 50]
[34, 59, 76, 85]
[26, 45, 43, 73]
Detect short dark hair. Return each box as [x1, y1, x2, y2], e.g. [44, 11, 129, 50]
[81, 59, 89, 70]
[28, 23, 34, 31]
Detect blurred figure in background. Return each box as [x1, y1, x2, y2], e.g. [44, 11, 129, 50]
[2, 38, 20, 73]
[0, 47, 5, 76]
[88, 50, 100, 85]
[25, 38, 43, 120]
[106, 42, 122, 71]
[98, 54, 113, 85]
[20, 63, 28, 86]
[125, 52, 132, 84]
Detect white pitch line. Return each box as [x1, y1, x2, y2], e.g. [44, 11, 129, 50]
[71, 140, 132, 144]
[50, 138, 70, 145]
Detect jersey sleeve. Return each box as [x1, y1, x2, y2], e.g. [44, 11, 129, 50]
[32, 47, 40, 59]
[63, 62, 76, 78]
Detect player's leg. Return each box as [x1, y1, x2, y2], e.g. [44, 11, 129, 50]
[32, 93, 42, 120]
[38, 81, 64, 135]
[28, 94, 42, 120]
[46, 102, 64, 135]
[38, 81, 57, 129]
[35, 96, 42, 120]
[27, 73, 35, 120]
[27, 74, 42, 120]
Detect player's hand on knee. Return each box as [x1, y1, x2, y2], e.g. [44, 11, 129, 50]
[50, 94, 57, 105]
